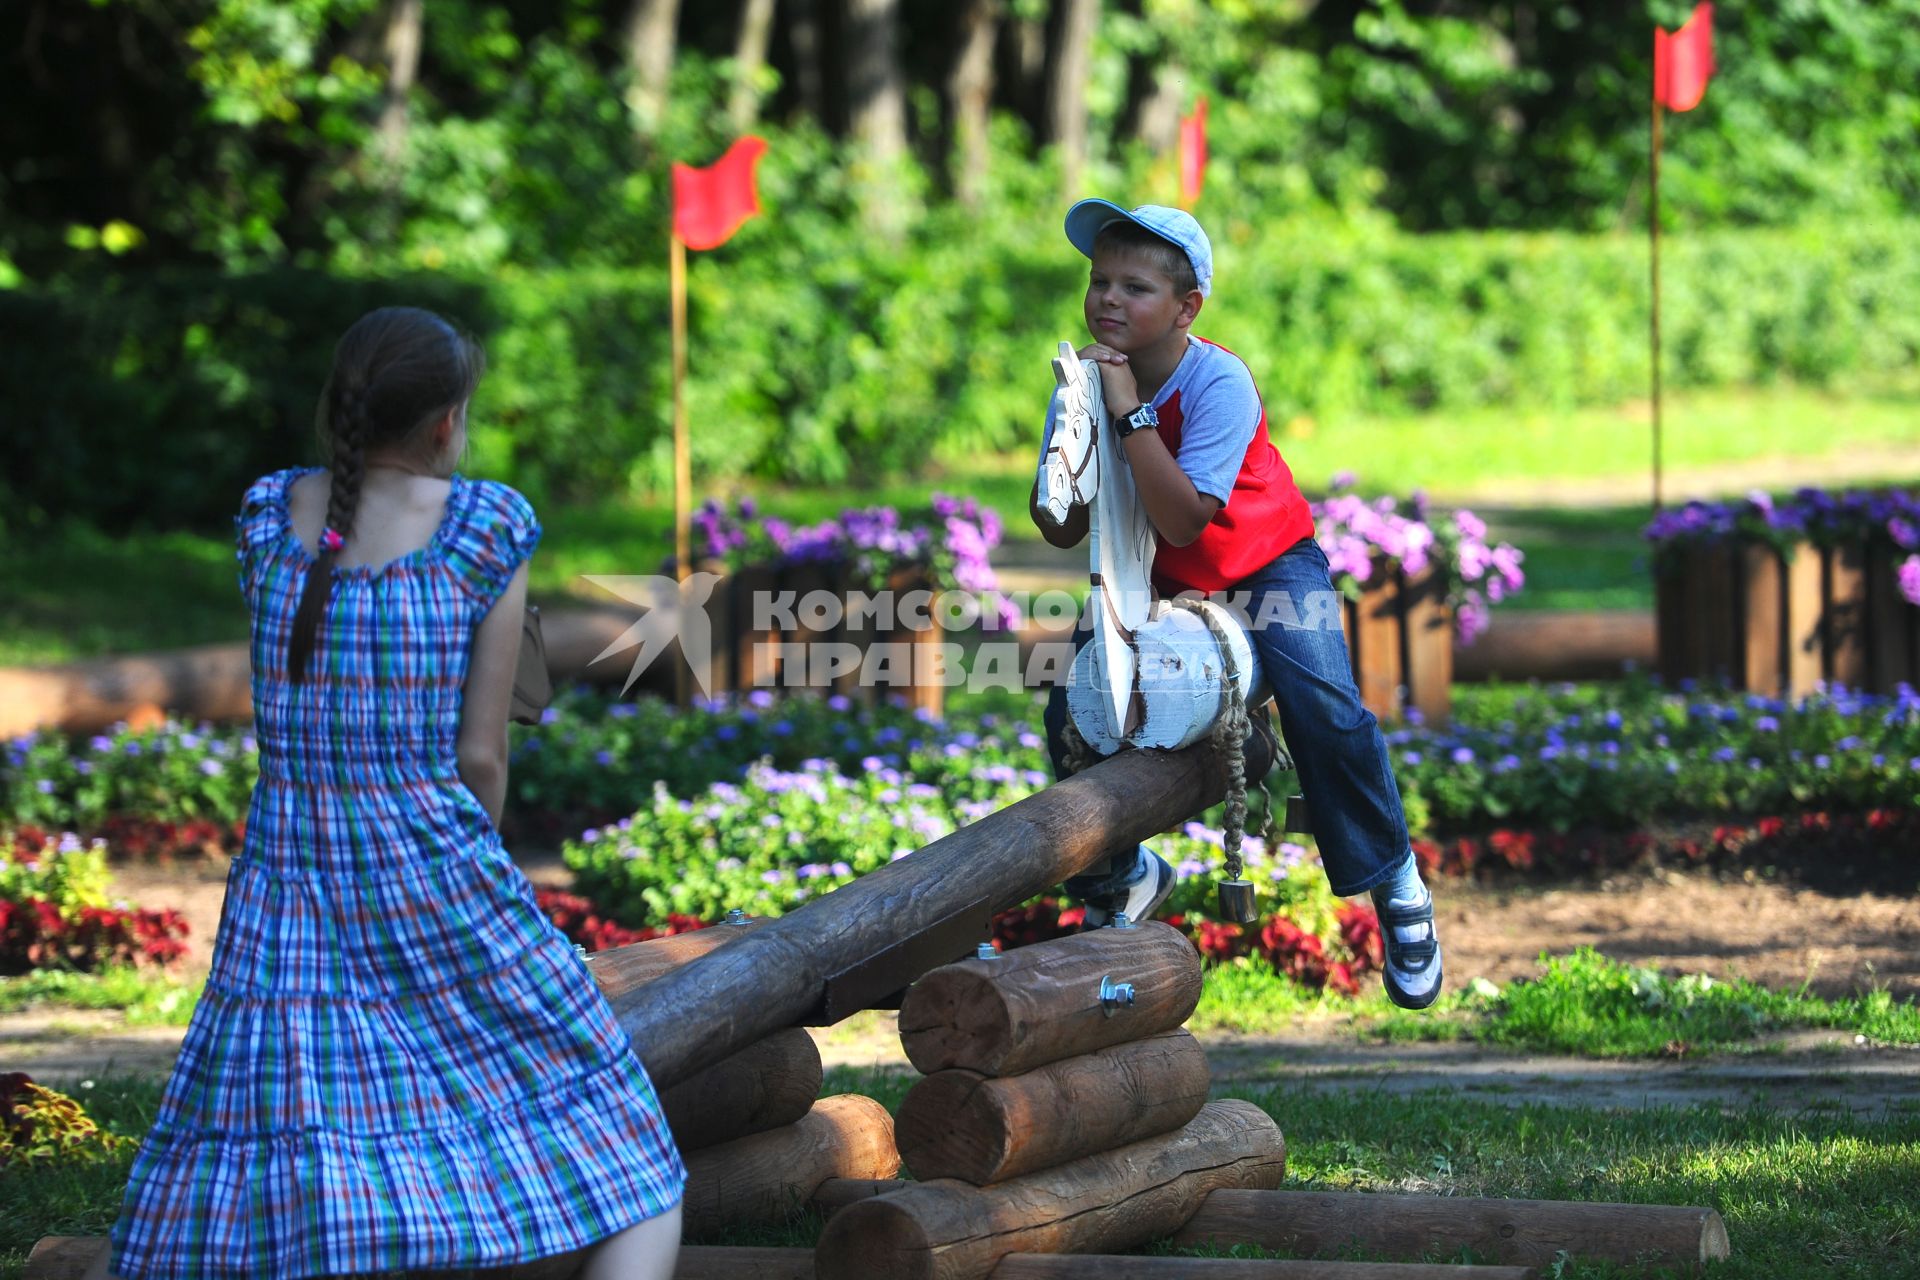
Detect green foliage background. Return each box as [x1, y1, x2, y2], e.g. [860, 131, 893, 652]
[8, 216, 1915, 531]
[4, 0, 1918, 531]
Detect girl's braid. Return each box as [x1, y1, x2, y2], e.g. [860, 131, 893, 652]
[287, 376, 374, 683]
[324, 379, 371, 541]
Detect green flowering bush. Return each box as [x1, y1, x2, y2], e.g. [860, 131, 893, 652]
[1, 720, 255, 836]
[1390, 676, 1920, 834]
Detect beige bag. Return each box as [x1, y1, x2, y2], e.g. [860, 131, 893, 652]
[509, 605, 553, 726]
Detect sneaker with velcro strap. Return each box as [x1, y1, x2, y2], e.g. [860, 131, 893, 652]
[1376, 884, 1444, 1009]
[1077, 845, 1177, 930]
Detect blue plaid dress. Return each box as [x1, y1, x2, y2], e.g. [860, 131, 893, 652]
[109, 468, 685, 1279]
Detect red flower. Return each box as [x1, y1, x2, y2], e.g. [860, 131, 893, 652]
[1489, 828, 1535, 870]
[1192, 919, 1243, 962]
[1336, 903, 1384, 971]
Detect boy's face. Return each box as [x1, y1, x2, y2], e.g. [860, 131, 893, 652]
[1083, 246, 1201, 356]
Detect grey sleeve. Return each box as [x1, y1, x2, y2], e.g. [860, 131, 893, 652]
[1172, 363, 1260, 507]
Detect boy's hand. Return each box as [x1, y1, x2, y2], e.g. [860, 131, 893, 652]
[1077, 343, 1141, 418]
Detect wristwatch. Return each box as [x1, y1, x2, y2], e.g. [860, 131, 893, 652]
[1115, 402, 1159, 439]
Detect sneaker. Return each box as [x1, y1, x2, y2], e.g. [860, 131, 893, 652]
[1376, 884, 1443, 1009]
[1080, 846, 1177, 929]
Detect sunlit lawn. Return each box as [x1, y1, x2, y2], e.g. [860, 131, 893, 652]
[10, 1062, 1913, 1280]
[4, 382, 1916, 663]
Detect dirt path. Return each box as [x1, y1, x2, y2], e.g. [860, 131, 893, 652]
[8, 857, 1920, 1108]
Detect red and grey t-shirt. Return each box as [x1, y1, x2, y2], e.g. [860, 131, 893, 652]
[1140, 336, 1315, 594]
[1036, 334, 1315, 594]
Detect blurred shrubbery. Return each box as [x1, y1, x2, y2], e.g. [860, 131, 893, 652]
[7, 214, 1916, 531]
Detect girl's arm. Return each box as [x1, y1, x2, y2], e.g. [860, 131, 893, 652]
[458, 560, 530, 827]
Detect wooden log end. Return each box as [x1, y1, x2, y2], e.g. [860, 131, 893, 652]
[896, 1068, 1002, 1183]
[661, 1026, 824, 1152]
[816, 1191, 939, 1280]
[682, 1093, 900, 1237]
[1700, 1208, 1731, 1262]
[899, 922, 1202, 1078]
[24, 1237, 108, 1280]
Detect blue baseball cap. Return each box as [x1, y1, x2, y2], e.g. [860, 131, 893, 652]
[1064, 199, 1213, 298]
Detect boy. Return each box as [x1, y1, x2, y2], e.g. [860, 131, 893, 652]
[1030, 199, 1441, 1010]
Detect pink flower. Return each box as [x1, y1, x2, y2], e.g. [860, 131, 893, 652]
[1899, 555, 1920, 607]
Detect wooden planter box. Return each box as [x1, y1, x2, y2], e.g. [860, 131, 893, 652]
[1344, 562, 1454, 726]
[702, 559, 946, 719]
[1655, 540, 1919, 696]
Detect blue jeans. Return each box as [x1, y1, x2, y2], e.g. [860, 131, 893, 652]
[1043, 537, 1409, 898]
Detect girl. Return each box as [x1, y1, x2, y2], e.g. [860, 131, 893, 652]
[94, 307, 685, 1279]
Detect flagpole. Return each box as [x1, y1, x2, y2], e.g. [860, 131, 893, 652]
[1650, 92, 1664, 514]
[670, 230, 691, 583]
[669, 228, 693, 706]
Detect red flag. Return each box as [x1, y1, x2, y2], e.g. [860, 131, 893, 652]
[672, 136, 768, 251]
[1654, 3, 1714, 112]
[1178, 97, 1209, 207]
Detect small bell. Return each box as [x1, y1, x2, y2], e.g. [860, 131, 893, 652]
[1284, 792, 1313, 835]
[1216, 878, 1258, 923]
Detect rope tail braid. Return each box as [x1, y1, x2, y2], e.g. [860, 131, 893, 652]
[1172, 598, 1284, 890]
[287, 379, 371, 683]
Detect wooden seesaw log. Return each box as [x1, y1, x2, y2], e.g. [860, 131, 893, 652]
[610, 742, 1234, 1090]
[813, 1099, 1286, 1280]
[898, 921, 1203, 1077]
[659, 1026, 823, 1151]
[1175, 1189, 1730, 1272]
[896, 1029, 1211, 1185]
[585, 916, 769, 1004]
[991, 1257, 1537, 1280]
[585, 920, 825, 1151]
[681, 1092, 901, 1237]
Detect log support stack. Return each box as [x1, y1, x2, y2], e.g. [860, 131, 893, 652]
[585, 923, 900, 1238]
[817, 923, 1287, 1280]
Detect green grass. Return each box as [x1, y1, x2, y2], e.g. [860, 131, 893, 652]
[1368, 948, 1920, 1057]
[1187, 956, 1375, 1033]
[8, 1042, 1918, 1278]
[0, 522, 247, 666]
[5, 382, 1917, 662]
[0, 966, 204, 1027]
[0, 1074, 163, 1280]
[1273, 378, 1920, 502]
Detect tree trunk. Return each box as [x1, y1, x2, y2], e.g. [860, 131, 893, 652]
[376, 0, 422, 164]
[623, 0, 681, 136]
[814, 1100, 1286, 1280]
[1008, 9, 1049, 131]
[1130, 60, 1186, 153]
[845, 0, 907, 165]
[948, 0, 1000, 206]
[729, 0, 777, 129]
[1046, 0, 1100, 200]
[788, 0, 825, 119]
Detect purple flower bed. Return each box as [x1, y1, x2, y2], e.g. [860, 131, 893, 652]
[1644, 487, 1920, 605]
[1312, 473, 1525, 644]
[690, 494, 1019, 626]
